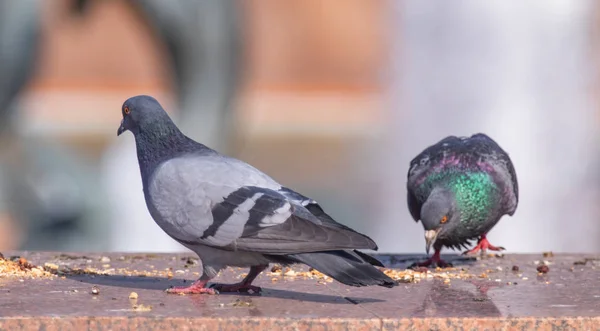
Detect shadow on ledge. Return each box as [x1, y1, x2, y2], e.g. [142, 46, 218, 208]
[61, 273, 386, 305]
[373, 253, 479, 269]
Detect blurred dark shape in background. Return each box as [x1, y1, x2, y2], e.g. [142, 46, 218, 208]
[0, 0, 241, 251]
[0, 0, 46, 249]
[4, 138, 101, 250]
[131, 0, 241, 150]
[72, 0, 242, 150]
[0, 0, 41, 134]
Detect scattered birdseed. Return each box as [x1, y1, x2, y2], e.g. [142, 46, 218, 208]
[129, 292, 139, 299]
[232, 299, 253, 307]
[91, 286, 100, 295]
[44, 263, 59, 270]
[537, 265, 549, 274]
[382, 268, 477, 284]
[99, 256, 111, 263]
[412, 266, 429, 273]
[542, 252, 554, 258]
[0, 256, 53, 279]
[182, 257, 198, 268]
[133, 304, 152, 311]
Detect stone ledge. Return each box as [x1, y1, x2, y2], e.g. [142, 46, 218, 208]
[0, 252, 599, 330]
[0, 316, 598, 331]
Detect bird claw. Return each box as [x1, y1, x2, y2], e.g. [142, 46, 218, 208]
[411, 249, 452, 269]
[462, 236, 505, 256]
[210, 283, 262, 294]
[461, 249, 474, 256]
[166, 286, 218, 295]
[462, 247, 505, 256]
[165, 282, 218, 295]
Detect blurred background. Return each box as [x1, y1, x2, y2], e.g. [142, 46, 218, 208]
[0, 0, 598, 254]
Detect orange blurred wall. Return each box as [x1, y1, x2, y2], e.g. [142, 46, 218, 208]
[20, 0, 388, 181]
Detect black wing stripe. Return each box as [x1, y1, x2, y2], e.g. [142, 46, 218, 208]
[203, 186, 275, 239]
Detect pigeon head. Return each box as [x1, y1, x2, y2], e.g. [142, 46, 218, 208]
[420, 187, 459, 254]
[117, 95, 178, 137]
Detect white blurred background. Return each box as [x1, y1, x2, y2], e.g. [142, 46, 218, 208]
[0, 0, 598, 254]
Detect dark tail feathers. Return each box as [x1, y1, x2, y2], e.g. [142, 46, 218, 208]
[287, 250, 397, 288]
[353, 250, 385, 267]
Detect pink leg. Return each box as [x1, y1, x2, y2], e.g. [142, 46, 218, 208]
[412, 249, 452, 268]
[166, 279, 218, 295]
[210, 265, 268, 294]
[462, 234, 505, 255]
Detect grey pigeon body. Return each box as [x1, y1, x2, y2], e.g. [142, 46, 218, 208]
[407, 133, 518, 267]
[118, 95, 396, 293]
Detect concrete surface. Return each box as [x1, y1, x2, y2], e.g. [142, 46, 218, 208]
[0, 252, 599, 330]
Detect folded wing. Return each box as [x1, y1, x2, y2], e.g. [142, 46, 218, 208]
[148, 156, 378, 254]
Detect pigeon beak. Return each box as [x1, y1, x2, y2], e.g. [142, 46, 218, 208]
[424, 229, 440, 255]
[117, 119, 126, 136]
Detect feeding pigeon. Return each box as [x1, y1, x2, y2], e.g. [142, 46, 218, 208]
[406, 133, 518, 267]
[117, 95, 397, 294]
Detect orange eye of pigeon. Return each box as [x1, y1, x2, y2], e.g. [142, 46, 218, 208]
[124, 106, 130, 115]
[440, 215, 448, 224]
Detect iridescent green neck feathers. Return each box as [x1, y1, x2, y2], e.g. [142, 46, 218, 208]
[423, 170, 497, 223]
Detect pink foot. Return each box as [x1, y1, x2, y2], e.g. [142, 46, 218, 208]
[166, 280, 217, 295]
[210, 283, 262, 294]
[411, 249, 452, 269]
[463, 235, 505, 255]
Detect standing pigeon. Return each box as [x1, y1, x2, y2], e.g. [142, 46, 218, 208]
[406, 133, 518, 267]
[117, 95, 397, 294]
